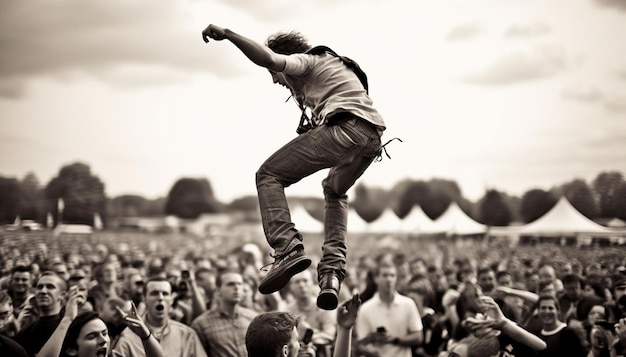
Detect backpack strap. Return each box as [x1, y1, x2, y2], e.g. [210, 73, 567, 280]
[306, 45, 369, 94]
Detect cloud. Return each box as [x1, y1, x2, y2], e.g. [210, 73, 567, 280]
[592, 0, 626, 12]
[0, 1, 241, 97]
[505, 22, 551, 38]
[446, 23, 483, 41]
[463, 45, 568, 85]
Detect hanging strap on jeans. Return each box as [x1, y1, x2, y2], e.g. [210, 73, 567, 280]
[376, 137, 403, 162]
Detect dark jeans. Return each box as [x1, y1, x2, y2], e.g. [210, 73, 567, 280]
[256, 115, 382, 280]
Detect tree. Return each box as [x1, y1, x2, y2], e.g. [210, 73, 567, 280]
[393, 180, 430, 218]
[592, 171, 625, 218]
[558, 179, 599, 219]
[613, 182, 626, 221]
[479, 189, 513, 226]
[19, 173, 45, 221]
[165, 178, 223, 219]
[0, 177, 21, 224]
[107, 195, 165, 217]
[45, 163, 106, 225]
[352, 184, 387, 222]
[520, 189, 557, 223]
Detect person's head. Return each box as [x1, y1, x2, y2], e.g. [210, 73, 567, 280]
[10, 265, 32, 295]
[67, 277, 89, 308]
[93, 263, 117, 285]
[538, 264, 556, 285]
[477, 268, 496, 293]
[525, 270, 539, 293]
[0, 290, 13, 332]
[289, 269, 315, 301]
[35, 271, 68, 316]
[265, 31, 310, 55]
[143, 277, 172, 324]
[538, 281, 556, 297]
[496, 271, 513, 288]
[99, 297, 130, 326]
[586, 304, 606, 326]
[537, 294, 561, 329]
[60, 311, 109, 357]
[51, 261, 70, 282]
[562, 274, 582, 300]
[374, 260, 398, 295]
[124, 271, 144, 299]
[216, 269, 244, 307]
[246, 312, 299, 357]
[613, 277, 626, 302]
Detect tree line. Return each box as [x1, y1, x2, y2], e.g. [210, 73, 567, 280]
[0, 161, 625, 227]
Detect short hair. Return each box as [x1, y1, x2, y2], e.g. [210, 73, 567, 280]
[142, 276, 171, 296]
[562, 273, 582, 287]
[374, 259, 396, 276]
[60, 311, 100, 357]
[11, 265, 31, 276]
[38, 271, 68, 292]
[265, 31, 311, 55]
[246, 312, 297, 357]
[496, 270, 512, 280]
[477, 267, 495, 277]
[216, 269, 242, 288]
[538, 294, 561, 311]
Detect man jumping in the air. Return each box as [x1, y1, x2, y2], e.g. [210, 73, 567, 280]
[202, 24, 386, 310]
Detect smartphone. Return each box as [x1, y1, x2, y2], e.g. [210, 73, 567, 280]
[595, 319, 616, 332]
[377, 326, 387, 333]
[302, 328, 314, 344]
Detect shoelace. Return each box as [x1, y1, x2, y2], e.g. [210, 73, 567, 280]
[259, 251, 285, 272]
[376, 137, 403, 162]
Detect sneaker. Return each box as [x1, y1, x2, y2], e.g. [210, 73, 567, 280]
[317, 272, 340, 310]
[258, 242, 311, 294]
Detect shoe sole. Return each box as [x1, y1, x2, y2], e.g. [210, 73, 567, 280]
[258, 255, 312, 294]
[317, 289, 339, 310]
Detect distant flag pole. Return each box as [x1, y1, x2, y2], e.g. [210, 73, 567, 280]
[46, 212, 54, 228]
[94, 212, 103, 231]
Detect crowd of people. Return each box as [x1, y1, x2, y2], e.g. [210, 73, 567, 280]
[2, 230, 626, 357]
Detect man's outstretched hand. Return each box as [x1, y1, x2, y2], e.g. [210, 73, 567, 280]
[202, 24, 227, 43]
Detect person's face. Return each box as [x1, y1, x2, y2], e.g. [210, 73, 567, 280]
[587, 305, 606, 325]
[540, 283, 556, 297]
[69, 279, 89, 306]
[526, 273, 539, 291]
[144, 281, 172, 321]
[615, 285, 626, 301]
[0, 302, 13, 331]
[101, 264, 117, 284]
[269, 70, 290, 89]
[219, 273, 244, 305]
[53, 264, 70, 282]
[375, 266, 398, 294]
[11, 271, 31, 293]
[128, 274, 144, 296]
[478, 271, 496, 292]
[36, 275, 65, 310]
[563, 282, 581, 300]
[290, 271, 313, 299]
[497, 274, 512, 288]
[538, 266, 555, 285]
[68, 318, 110, 357]
[538, 299, 559, 327]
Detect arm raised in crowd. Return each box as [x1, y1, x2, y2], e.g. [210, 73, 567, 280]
[333, 294, 361, 357]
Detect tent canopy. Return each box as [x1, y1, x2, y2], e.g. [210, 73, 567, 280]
[432, 202, 486, 235]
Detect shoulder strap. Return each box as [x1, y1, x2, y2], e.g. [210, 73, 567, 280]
[306, 45, 369, 94]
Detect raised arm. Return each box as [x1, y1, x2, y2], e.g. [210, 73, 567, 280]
[38, 286, 81, 357]
[116, 303, 164, 357]
[334, 294, 361, 357]
[202, 24, 286, 72]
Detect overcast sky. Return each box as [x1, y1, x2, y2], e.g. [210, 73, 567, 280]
[1, 0, 625, 203]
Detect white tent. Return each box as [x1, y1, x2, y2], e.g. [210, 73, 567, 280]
[347, 208, 370, 234]
[517, 196, 619, 236]
[433, 202, 486, 236]
[291, 204, 324, 233]
[400, 205, 443, 234]
[368, 208, 404, 234]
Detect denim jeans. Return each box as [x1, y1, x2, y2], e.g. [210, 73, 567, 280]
[256, 115, 382, 280]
